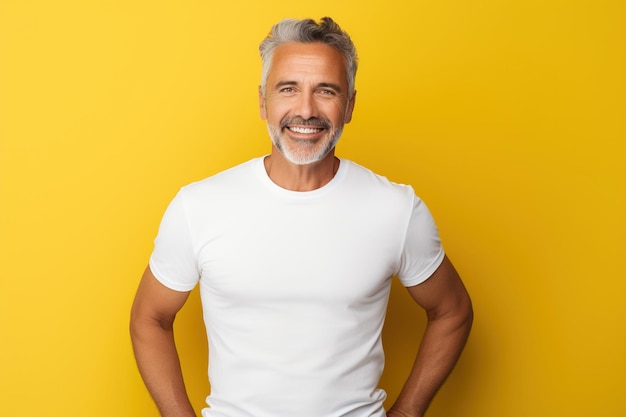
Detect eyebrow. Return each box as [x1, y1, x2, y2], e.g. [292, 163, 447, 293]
[273, 81, 343, 93]
[318, 82, 343, 93]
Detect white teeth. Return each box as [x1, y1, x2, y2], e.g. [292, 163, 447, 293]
[289, 126, 322, 134]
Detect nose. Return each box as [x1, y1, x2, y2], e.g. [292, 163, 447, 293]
[294, 91, 318, 120]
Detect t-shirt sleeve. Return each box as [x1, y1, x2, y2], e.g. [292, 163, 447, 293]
[396, 191, 446, 287]
[149, 190, 200, 292]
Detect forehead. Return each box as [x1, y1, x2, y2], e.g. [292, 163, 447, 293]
[268, 42, 347, 86]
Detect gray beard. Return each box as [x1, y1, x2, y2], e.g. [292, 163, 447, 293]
[267, 124, 343, 165]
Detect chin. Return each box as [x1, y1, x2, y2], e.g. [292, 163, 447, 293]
[278, 140, 339, 165]
[268, 125, 342, 165]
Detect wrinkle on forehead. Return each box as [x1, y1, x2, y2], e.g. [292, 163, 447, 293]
[267, 42, 349, 93]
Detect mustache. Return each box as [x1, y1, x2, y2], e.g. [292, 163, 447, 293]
[280, 117, 331, 130]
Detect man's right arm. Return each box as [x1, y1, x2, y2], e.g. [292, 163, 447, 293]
[130, 266, 197, 417]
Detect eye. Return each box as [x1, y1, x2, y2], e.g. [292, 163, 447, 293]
[280, 87, 295, 94]
[319, 89, 335, 96]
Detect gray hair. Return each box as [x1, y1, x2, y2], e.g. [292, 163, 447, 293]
[259, 17, 358, 97]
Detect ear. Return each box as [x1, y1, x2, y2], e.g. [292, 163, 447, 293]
[344, 90, 357, 124]
[258, 85, 267, 120]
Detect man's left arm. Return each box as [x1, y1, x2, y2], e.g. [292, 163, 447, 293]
[387, 255, 473, 417]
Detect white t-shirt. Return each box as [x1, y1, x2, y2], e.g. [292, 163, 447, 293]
[150, 157, 445, 417]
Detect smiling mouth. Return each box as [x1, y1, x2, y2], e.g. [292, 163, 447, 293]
[280, 117, 331, 134]
[287, 126, 324, 134]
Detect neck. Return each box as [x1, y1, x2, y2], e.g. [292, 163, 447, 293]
[264, 147, 339, 191]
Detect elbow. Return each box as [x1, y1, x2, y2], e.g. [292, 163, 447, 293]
[129, 302, 155, 343]
[129, 303, 176, 341]
[129, 305, 143, 343]
[457, 293, 474, 340]
[463, 292, 474, 323]
[464, 297, 474, 333]
[457, 289, 474, 328]
[427, 291, 474, 337]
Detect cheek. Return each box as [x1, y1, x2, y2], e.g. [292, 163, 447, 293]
[264, 99, 290, 122]
[326, 101, 350, 123]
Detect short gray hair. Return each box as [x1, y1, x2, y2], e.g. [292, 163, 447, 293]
[259, 17, 358, 97]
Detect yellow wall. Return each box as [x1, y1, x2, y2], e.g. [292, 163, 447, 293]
[1, 1, 624, 416]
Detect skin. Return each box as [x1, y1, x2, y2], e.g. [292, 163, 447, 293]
[130, 41, 473, 417]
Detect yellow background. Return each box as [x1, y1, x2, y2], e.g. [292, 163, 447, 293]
[1, 1, 624, 416]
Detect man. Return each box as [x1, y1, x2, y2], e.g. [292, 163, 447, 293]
[130, 17, 473, 417]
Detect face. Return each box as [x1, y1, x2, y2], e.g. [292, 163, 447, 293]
[259, 42, 356, 165]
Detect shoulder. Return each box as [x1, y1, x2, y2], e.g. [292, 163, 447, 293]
[341, 159, 416, 201]
[179, 157, 262, 200]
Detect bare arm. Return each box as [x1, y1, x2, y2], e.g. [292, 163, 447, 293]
[130, 266, 197, 417]
[387, 256, 473, 417]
